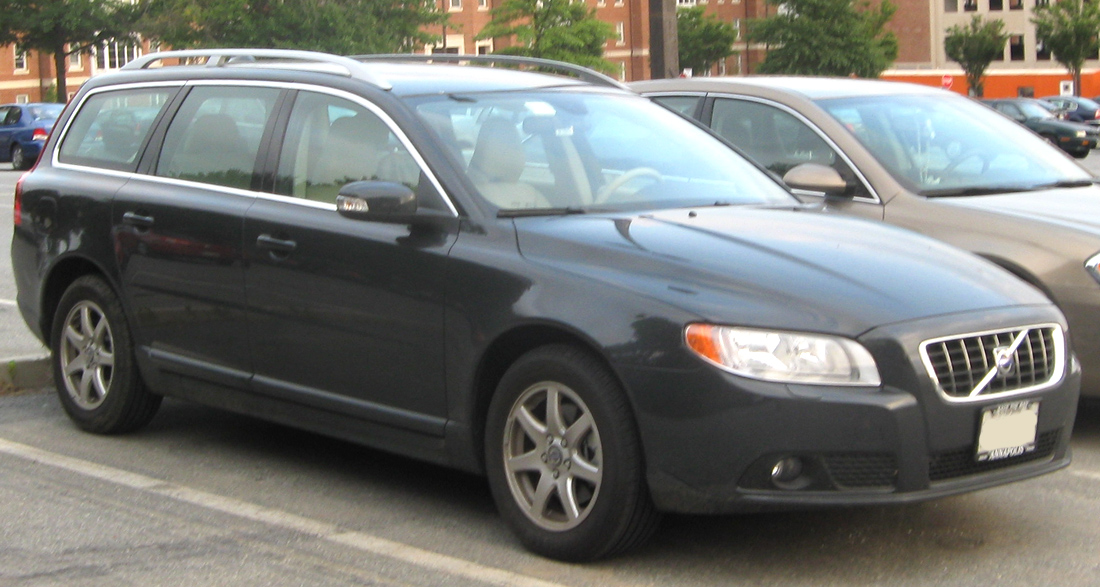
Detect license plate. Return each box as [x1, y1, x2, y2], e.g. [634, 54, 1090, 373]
[976, 400, 1039, 462]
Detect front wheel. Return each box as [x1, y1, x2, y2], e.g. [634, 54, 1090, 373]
[485, 345, 659, 561]
[50, 275, 161, 434]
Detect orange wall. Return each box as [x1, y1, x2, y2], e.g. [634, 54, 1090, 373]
[884, 71, 1100, 99]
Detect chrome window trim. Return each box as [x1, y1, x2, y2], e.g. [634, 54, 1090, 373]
[52, 80, 460, 217]
[918, 323, 1065, 404]
[705, 93, 881, 205]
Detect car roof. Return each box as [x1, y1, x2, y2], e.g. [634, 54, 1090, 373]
[631, 76, 947, 100]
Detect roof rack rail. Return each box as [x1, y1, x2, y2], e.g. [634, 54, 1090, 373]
[355, 53, 627, 90]
[122, 49, 393, 91]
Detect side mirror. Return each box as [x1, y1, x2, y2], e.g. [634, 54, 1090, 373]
[782, 163, 849, 197]
[336, 181, 417, 221]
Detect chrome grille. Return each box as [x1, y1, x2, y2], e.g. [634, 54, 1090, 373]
[920, 325, 1064, 401]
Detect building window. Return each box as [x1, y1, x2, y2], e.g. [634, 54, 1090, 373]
[1010, 34, 1025, 60]
[619, 61, 626, 82]
[733, 19, 741, 41]
[963, 0, 977, 11]
[16, 94, 29, 104]
[1035, 0, 1049, 5]
[70, 51, 82, 69]
[95, 41, 143, 70]
[449, 0, 461, 10]
[478, 0, 488, 7]
[13, 47, 28, 71]
[616, 22, 625, 46]
[989, 0, 1002, 9]
[1009, 0, 1022, 8]
[945, 0, 958, 12]
[677, 0, 697, 5]
[1037, 39, 1051, 60]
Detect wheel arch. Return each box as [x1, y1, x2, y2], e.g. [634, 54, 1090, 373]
[467, 323, 628, 473]
[979, 254, 1056, 301]
[40, 256, 116, 350]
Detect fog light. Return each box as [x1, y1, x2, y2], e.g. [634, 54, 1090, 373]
[770, 457, 805, 489]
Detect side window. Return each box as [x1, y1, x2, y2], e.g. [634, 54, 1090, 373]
[155, 85, 280, 190]
[0, 107, 11, 126]
[275, 91, 439, 208]
[57, 88, 174, 171]
[652, 96, 702, 119]
[711, 98, 870, 198]
[4, 107, 21, 125]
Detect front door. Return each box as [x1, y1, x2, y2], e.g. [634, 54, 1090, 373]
[243, 90, 458, 430]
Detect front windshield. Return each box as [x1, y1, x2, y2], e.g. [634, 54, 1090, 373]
[817, 94, 1091, 196]
[411, 90, 796, 212]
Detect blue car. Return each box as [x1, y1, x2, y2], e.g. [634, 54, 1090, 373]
[0, 102, 64, 170]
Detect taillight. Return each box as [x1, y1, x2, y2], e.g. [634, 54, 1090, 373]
[32, 127, 49, 142]
[13, 172, 26, 226]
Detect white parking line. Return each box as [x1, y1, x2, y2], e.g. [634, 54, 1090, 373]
[0, 437, 570, 587]
[1069, 468, 1100, 482]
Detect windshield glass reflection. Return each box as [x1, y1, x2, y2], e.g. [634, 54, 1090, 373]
[817, 94, 1091, 196]
[411, 91, 796, 213]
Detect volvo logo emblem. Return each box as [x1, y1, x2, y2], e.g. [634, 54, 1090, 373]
[993, 346, 1016, 377]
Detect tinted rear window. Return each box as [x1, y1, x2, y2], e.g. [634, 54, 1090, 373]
[58, 88, 175, 172]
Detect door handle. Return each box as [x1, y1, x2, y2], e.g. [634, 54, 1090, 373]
[256, 234, 297, 253]
[121, 211, 154, 228]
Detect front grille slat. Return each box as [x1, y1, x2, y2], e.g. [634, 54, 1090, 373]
[921, 325, 1063, 401]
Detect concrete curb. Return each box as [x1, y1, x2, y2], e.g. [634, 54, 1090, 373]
[0, 354, 52, 390]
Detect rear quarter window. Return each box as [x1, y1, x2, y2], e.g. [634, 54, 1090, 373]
[57, 88, 175, 172]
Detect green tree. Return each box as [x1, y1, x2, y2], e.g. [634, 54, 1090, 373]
[749, 0, 898, 78]
[944, 16, 1008, 97]
[136, 0, 446, 54]
[1032, 0, 1100, 97]
[0, 0, 141, 101]
[677, 6, 737, 75]
[476, 0, 615, 73]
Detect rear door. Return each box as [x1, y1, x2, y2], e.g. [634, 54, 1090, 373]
[112, 83, 284, 388]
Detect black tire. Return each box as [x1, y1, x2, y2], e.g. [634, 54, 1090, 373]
[50, 275, 161, 434]
[484, 345, 659, 561]
[1072, 148, 1090, 159]
[10, 143, 29, 170]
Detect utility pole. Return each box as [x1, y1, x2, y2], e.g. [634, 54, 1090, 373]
[649, 0, 679, 79]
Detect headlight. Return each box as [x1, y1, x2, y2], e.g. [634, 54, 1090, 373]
[685, 324, 881, 386]
[1086, 252, 1100, 285]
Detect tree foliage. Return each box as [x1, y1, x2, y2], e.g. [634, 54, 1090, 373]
[1032, 0, 1100, 97]
[136, 0, 446, 55]
[0, 0, 141, 101]
[476, 0, 615, 73]
[677, 6, 737, 75]
[944, 16, 1008, 97]
[749, 0, 898, 78]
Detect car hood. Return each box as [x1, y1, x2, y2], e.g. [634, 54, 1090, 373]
[936, 185, 1100, 234]
[514, 206, 1050, 337]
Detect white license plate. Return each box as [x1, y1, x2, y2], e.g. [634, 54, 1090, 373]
[976, 400, 1039, 462]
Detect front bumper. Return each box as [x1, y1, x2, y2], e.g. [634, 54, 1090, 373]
[620, 306, 1080, 514]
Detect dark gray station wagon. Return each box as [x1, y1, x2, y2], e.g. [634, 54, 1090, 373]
[11, 50, 1080, 561]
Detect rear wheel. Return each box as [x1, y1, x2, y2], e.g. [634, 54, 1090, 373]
[10, 144, 29, 170]
[50, 275, 160, 434]
[485, 345, 659, 561]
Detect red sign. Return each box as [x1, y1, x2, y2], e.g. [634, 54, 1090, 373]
[942, 74, 954, 89]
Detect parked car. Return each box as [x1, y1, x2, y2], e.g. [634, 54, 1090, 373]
[633, 76, 1100, 397]
[14, 52, 1079, 561]
[1042, 95, 1100, 126]
[983, 98, 1098, 157]
[0, 102, 63, 170]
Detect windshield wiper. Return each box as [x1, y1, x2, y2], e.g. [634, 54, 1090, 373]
[921, 185, 1037, 197]
[497, 207, 587, 218]
[1030, 179, 1097, 189]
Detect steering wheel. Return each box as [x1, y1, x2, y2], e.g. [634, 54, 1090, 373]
[595, 167, 662, 203]
[943, 148, 990, 174]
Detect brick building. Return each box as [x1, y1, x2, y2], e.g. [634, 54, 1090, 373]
[0, 42, 146, 104]
[883, 0, 1100, 97]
